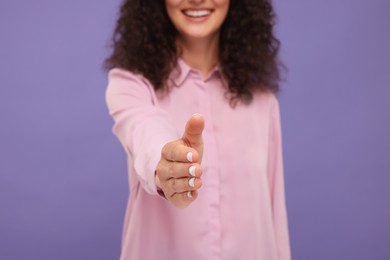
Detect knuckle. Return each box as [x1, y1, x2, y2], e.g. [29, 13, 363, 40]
[156, 161, 170, 180]
[168, 162, 176, 177]
[171, 178, 177, 191]
[169, 148, 175, 161]
[161, 143, 169, 157]
[171, 178, 183, 192]
[156, 163, 163, 176]
[162, 142, 176, 161]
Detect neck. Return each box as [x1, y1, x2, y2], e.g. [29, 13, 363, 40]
[176, 33, 220, 80]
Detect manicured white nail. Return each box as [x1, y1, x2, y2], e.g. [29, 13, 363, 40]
[187, 191, 193, 199]
[189, 178, 195, 188]
[188, 165, 196, 177]
[186, 152, 193, 162]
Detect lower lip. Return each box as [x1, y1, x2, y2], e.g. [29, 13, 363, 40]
[182, 12, 213, 23]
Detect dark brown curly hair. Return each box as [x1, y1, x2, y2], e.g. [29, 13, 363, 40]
[105, 0, 282, 104]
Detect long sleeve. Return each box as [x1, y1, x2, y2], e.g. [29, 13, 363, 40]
[267, 97, 292, 260]
[105, 68, 178, 195]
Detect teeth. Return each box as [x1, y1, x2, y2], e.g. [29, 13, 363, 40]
[184, 10, 211, 18]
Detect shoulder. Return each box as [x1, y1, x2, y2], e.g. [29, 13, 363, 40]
[106, 68, 159, 105]
[108, 68, 152, 88]
[252, 90, 280, 112]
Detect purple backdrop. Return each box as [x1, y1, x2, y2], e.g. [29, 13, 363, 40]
[1, 1, 389, 259]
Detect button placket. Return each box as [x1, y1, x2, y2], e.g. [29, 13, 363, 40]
[195, 75, 222, 260]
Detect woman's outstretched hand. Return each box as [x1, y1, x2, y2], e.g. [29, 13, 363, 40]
[155, 114, 205, 208]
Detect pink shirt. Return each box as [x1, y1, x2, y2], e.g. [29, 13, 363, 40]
[105, 59, 291, 260]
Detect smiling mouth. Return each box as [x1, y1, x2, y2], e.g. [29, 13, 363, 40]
[182, 9, 213, 18]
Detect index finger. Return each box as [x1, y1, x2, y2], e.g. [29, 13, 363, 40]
[162, 141, 199, 163]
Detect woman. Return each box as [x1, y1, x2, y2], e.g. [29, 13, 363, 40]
[105, 0, 291, 259]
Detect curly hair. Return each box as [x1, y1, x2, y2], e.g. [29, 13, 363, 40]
[105, 0, 282, 105]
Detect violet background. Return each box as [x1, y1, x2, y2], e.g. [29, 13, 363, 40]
[0, 0, 389, 259]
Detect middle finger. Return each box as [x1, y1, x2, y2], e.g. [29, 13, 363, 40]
[162, 161, 202, 179]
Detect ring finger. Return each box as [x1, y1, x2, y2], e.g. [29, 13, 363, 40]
[168, 176, 202, 194]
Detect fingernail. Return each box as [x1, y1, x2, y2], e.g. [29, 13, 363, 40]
[187, 191, 193, 199]
[188, 165, 196, 177]
[189, 178, 195, 188]
[186, 152, 193, 162]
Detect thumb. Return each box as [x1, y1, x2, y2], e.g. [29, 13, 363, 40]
[182, 114, 205, 149]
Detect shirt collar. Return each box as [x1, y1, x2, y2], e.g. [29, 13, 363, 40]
[168, 58, 223, 87]
[168, 58, 192, 87]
